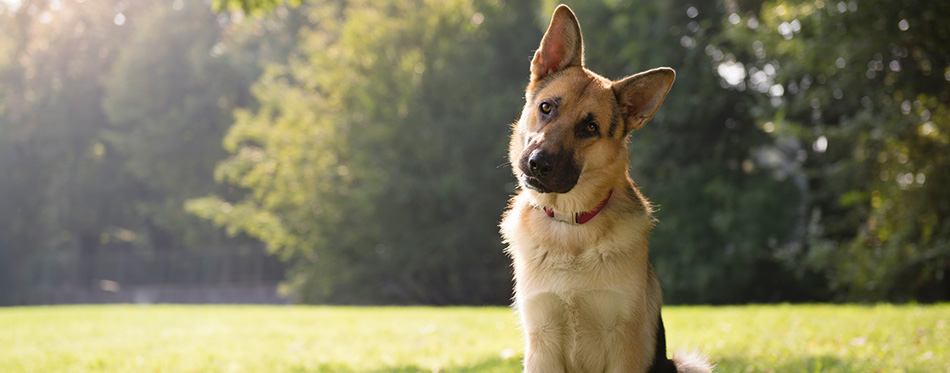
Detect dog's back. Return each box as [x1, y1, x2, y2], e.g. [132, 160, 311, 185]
[501, 5, 712, 372]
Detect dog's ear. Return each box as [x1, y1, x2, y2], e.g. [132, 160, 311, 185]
[531, 5, 584, 82]
[613, 67, 675, 135]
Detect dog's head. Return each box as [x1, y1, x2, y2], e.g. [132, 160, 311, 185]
[510, 5, 675, 202]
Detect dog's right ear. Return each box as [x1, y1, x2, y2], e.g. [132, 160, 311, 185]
[613, 67, 676, 136]
[530, 5, 584, 82]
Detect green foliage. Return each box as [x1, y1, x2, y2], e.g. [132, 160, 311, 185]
[0, 0, 139, 303]
[212, 0, 302, 15]
[101, 0, 249, 249]
[1, 304, 948, 371]
[1, 0, 947, 305]
[0, 0, 281, 304]
[717, 0, 950, 301]
[193, 0, 538, 304]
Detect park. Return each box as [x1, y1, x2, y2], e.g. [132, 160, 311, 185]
[0, 0, 947, 371]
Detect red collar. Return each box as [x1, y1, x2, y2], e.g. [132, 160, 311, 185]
[543, 190, 613, 225]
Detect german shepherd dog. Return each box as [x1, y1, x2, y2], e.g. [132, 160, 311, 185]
[500, 5, 712, 373]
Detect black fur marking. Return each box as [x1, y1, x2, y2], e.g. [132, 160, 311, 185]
[647, 314, 677, 373]
[609, 100, 622, 137]
[577, 77, 594, 98]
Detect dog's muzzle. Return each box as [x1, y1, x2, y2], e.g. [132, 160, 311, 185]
[519, 149, 580, 194]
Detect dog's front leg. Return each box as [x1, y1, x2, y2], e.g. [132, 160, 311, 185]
[572, 289, 643, 372]
[521, 292, 568, 373]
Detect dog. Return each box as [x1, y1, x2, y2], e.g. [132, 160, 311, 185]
[500, 5, 713, 373]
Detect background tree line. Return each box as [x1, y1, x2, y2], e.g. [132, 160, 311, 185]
[0, 0, 946, 305]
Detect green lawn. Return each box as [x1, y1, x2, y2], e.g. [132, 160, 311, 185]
[0, 304, 947, 372]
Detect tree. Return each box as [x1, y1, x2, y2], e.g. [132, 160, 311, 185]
[719, 0, 950, 301]
[212, 0, 302, 15]
[101, 0, 259, 264]
[0, 0, 286, 304]
[190, 0, 540, 304]
[0, 0, 141, 303]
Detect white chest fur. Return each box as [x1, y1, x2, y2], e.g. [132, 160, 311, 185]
[501, 193, 657, 372]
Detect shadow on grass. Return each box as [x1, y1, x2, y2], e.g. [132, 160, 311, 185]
[717, 354, 851, 372]
[290, 356, 522, 372]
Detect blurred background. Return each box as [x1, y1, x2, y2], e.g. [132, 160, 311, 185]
[0, 0, 946, 306]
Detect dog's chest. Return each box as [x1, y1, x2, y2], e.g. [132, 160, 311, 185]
[516, 243, 643, 299]
[502, 192, 658, 371]
[503, 194, 651, 320]
[503, 203, 651, 299]
[514, 243, 649, 370]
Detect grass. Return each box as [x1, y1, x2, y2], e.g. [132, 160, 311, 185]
[0, 304, 947, 372]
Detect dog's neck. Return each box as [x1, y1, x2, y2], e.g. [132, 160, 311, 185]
[541, 189, 613, 224]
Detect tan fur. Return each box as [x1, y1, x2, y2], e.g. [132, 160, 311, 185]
[500, 5, 711, 373]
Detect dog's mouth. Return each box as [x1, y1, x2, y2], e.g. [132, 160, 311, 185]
[521, 174, 549, 193]
[521, 173, 575, 194]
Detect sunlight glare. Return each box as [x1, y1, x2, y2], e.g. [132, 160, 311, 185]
[39, 11, 53, 23]
[813, 136, 828, 153]
[717, 61, 746, 86]
[1, 0, 22, 12]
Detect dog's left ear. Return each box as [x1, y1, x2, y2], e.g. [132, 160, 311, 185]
[613, 67, 676, 135]
[531, 5, 584, 82]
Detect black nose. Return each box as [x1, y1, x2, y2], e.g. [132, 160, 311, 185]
[528, 151, 553, 178]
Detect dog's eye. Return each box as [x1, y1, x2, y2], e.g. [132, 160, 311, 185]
[585, 122, 598, 134]
[539, 102, 552, 114]
[575, 113, 599, 138]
